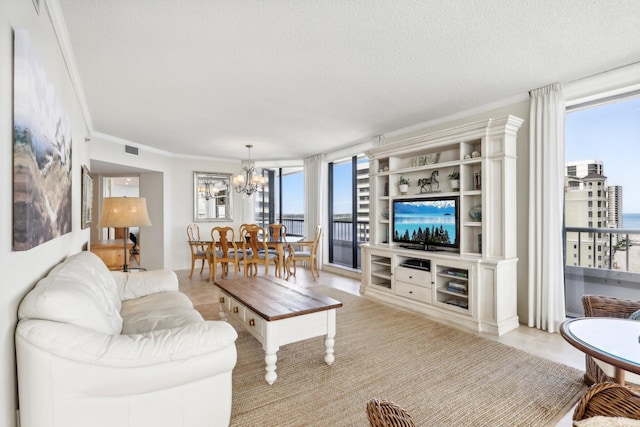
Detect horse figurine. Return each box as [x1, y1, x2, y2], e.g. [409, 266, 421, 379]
[418, 170, 439, 193]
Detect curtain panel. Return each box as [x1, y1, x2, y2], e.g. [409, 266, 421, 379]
[304, 154, 325, 268]
[528, 83, 566, 333]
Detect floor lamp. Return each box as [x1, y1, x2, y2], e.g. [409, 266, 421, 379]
[97, 197, 152, 272]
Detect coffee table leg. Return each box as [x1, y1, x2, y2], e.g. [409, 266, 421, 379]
[324, 309, 337, 365]
[324, 337, 335, 365]
[265, 352, 278, 385]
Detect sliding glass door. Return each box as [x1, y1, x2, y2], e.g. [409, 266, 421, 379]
[328, 155, 369, 269]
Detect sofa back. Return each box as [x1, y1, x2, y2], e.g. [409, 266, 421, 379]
[18, 251, 123, 334]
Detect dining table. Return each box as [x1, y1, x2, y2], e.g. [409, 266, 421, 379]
[190, 235, 302, 280]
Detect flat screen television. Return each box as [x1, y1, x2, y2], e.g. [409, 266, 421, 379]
[392, 196, 460, 250]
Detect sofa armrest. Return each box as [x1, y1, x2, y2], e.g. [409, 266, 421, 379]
[112, 269, 179, 300]
[16, 319, 238, 396]
[17, 318, 236, 366]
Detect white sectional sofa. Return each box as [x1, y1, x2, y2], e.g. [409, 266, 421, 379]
[16, 251, 238, 427]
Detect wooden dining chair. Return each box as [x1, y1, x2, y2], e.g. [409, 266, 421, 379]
[187, 224, 210, 278]
[267, 223, 287, 241]
[210, 226, 241, 280]
[241, 224, 279, 277]
[286, 224, 321, 281]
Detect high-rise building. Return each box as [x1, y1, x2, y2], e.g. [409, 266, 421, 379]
[608, 185, 624, 244]
[564, 160, 610, 269]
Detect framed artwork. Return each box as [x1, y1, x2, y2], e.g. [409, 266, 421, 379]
[81, 166, 93, 229]
[13, 30, 72, 250]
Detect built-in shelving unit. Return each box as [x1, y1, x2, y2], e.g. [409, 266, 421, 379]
[360, 116, 523, 335]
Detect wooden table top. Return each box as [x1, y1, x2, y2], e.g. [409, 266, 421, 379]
[215, 276, 342, 321]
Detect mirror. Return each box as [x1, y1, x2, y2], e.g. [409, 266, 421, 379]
[193, 171, 233, 222]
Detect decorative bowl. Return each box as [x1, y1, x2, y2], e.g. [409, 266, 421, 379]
[469, 205, 482, 221]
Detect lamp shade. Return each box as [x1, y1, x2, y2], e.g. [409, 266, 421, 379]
[96, 197, 152, 228]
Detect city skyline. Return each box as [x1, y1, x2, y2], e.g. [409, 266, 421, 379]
[565, 96, 640, 213]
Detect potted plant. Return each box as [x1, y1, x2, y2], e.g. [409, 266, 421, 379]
[398, 176, 410, 195]
[448, 170, 460, 191]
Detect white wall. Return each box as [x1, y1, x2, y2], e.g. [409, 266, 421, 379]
[0, 1, 92, 425]
[170, 157, 250, 271]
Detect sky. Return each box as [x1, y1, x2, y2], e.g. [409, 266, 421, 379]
[565, 96, 640, 213]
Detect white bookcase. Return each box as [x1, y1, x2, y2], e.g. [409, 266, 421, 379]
[361, 116, 523, 335]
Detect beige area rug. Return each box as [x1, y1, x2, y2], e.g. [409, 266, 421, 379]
[195, 287, 586, 427]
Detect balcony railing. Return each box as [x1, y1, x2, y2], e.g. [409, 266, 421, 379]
[564, 226, 640, 272]
[564, 226, 640, 317]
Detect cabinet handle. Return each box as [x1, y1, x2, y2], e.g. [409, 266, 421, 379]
[409, 275, 413, 279]
[219, 297, 225, 303]
[409, 291, 413, 294]
[249, 318, 255, 327]
[233, 306, 239, 314]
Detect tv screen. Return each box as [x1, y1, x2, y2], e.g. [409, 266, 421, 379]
[392, 196, 459, 249]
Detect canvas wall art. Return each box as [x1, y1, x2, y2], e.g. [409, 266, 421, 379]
[13, 29, 72, 251]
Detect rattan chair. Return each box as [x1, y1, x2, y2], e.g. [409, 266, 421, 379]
[366, 398, 415, 427]
[573, 382, 640, 421]
[582, 294, 640, 385]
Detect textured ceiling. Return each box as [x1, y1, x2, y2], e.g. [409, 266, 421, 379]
[56, 0, 640, 162]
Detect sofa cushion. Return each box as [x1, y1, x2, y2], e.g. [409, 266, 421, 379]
[18, 252, 123, 334]
[121, 291, 203, 334]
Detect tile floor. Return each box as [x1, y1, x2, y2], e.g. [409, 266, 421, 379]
[178, 264, 583, 426]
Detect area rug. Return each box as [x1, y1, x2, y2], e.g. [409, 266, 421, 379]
[195, 287, 586, 426]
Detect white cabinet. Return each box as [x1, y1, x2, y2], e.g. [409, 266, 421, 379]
[361, 116, 523, 336]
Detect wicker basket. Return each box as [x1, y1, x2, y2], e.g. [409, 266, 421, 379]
[366, 398, 415, 427]
[573, 382, 640, 421]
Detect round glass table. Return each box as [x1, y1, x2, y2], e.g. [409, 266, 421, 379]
[560, 317, 640, 384]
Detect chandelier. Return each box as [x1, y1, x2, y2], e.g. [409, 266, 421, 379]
[199, 181, 219, 200]
[232, 144, 267, 196]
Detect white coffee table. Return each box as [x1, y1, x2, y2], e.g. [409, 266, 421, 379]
[215, 276, 342, 385]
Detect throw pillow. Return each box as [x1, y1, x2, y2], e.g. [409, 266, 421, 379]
[574, 416, 640, 427]
[629, 309, 640, 320]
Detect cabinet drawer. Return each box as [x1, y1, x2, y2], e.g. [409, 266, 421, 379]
[395, 266, 431, 286]
[395, 281, 431, 303]
[229, 298, 244, 319]
[218, 293, 232, 311]
[244, 309, 265, 338]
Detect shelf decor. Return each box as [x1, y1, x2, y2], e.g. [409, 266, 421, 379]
[398, 176, 410, 195]
[448, 170, 460, 192]
[469, 204, 482, 221]
[418, 171, 440, 193]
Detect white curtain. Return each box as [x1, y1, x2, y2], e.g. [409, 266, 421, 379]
[304, 154, 325, 267]
[528, 83, 566, 333]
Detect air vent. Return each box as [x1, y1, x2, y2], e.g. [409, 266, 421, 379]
[125, 145, 139, 155]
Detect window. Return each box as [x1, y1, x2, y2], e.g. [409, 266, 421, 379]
[328, 155, 369, 269]
[254, 167, 304, 236]
[564, 91, 640, 316]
